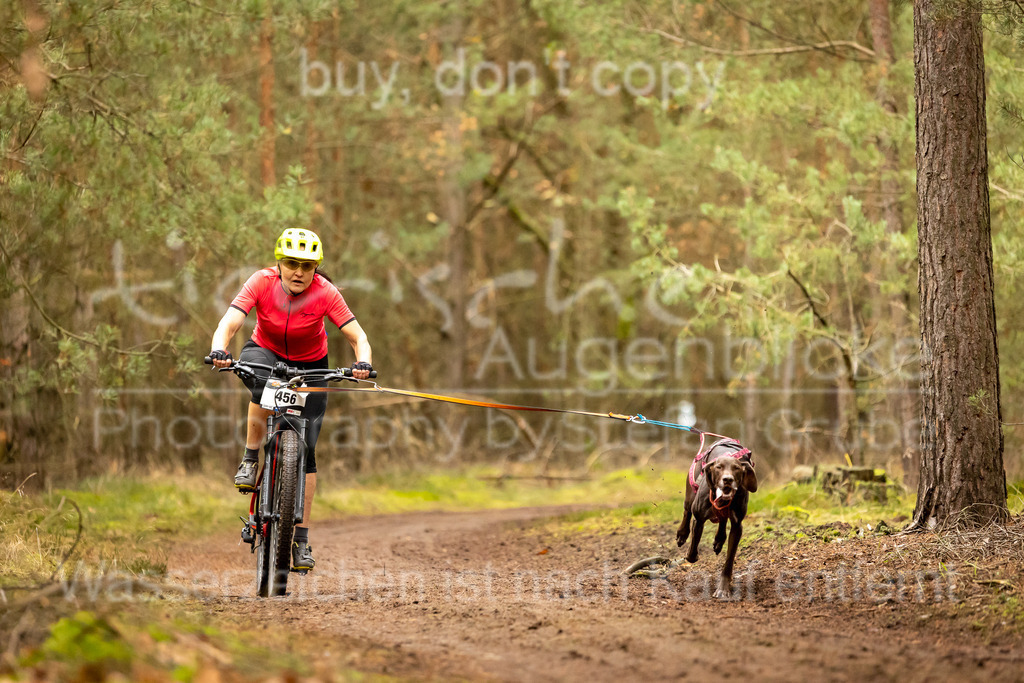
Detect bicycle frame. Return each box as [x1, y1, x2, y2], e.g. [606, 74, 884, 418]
[259, 412, 308, 528]
[205, 356, 373, 595]
[234, 361, 318, 552]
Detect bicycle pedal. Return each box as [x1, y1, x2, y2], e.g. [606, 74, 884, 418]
[291, 568, 310, 575]
[238, 516, 256, 546]
[236, 486, 256, 494]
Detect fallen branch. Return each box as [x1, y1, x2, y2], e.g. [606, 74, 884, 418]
[624, 556, 683, 577]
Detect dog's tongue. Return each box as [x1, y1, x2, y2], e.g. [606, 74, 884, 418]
[716, 487, 734, 502]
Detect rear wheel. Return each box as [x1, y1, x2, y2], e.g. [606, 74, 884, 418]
[265, 430, 299, 596]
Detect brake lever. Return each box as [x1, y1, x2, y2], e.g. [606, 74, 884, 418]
[322, 373, 359, 384]
[229, 365, 261, 381]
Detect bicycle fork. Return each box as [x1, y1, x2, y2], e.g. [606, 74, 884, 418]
[239, 415, 309, 553]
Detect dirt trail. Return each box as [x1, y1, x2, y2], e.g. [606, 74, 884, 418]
[170, 506, 1023, 681]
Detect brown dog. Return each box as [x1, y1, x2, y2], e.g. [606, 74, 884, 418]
[676, 438, 758, 599]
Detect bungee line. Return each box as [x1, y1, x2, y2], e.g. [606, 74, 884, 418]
[296, 379, 735, 449]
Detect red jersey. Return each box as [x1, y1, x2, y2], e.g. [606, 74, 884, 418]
[230, 268, 355, 361]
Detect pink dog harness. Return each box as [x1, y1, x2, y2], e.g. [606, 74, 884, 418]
[687, 438, 753, 495]
[688, 438, 753, 523]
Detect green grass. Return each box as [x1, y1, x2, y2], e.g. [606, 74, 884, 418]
[316, 467, 694, 516]
[0, 474, 238, 586]
[526, 474, 919, 540]
[316, 466, 924, 545]
[748, 480, 915, 524]
[1009, 481, 1024, 516]
[2, 467, 690, 585]
[544, 477, 1024, 549]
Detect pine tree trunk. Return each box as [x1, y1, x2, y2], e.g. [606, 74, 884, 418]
[869, 0, 919, 487]
[259, 7, 276, 187]
[331, 13, 346, 235]
[911, 0, 1007, 528]
[302, 24, 320, 191]
[0, 288, 32, 488]
[437, 21, 468, 391]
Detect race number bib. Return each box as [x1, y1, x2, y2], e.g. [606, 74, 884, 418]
[259, 379, 307, 411]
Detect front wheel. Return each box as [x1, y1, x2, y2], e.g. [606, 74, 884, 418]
[264, 429, 300, 597]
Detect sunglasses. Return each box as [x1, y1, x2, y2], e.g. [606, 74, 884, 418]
[279, 259, 318, 272]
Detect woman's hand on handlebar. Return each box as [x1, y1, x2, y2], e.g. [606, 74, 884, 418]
[351, 360, 373, 380]
[208, 349, 233, 369]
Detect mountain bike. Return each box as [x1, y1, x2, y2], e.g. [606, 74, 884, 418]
[204, 356, 375, 597]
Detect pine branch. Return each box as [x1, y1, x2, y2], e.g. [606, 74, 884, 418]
[648, 28, 876, 59]
[0, 240, 169, 359]
[786, 268, 831, 329]
[999, 100, 1024, 126]
[991, 181, 1024, 201]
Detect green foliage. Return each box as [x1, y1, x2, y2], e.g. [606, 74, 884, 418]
[33, 611, 134, 668]
[8, 602, 328, 682]
[0, 0, 327, 477]
[967, 388, 996, 417]
[2, 0, 1024, 480]
[637, 36, 917, 376]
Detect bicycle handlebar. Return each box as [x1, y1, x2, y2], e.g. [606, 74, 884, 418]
[203, 356, 377, 381]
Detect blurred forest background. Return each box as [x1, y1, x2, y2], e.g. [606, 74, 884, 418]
[2, 0, 1023, 489]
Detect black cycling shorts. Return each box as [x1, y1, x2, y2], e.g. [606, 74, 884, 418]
[238, 340, 327, 473]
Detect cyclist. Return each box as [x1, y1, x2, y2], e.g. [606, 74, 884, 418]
[209, 228, 373, 571]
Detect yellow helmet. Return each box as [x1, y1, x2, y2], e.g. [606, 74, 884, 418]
[274, 228, 323, 263]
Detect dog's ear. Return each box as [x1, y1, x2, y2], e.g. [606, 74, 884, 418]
[742, 463, 758, 493]
[702, 459, 717, 481]
[696, 460, 712, 490]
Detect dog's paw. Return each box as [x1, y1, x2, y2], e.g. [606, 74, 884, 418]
[714, 580, 735, 600]
[713, 541, 724, 555]
[676, 533, 687, 548]
[685, 551, 699, 564]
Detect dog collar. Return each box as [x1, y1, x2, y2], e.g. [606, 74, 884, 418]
[709, 489, 733, 523]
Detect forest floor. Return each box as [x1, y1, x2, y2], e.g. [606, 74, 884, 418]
[173, 504, 1024, 682]
[4, 474, 1024, 681]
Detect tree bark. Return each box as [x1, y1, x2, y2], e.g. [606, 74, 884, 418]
[868, 0, 897, 65]
[0, 288, 32, 488]
[436, 21, 468, 390]
[911, 0, 1007, 528]
[259, 7, 276, 187]
[302, 24, 320, 191]
[869, 0, 919, 487]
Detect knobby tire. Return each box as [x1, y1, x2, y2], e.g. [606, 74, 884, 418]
[266, 429, 299, 596]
